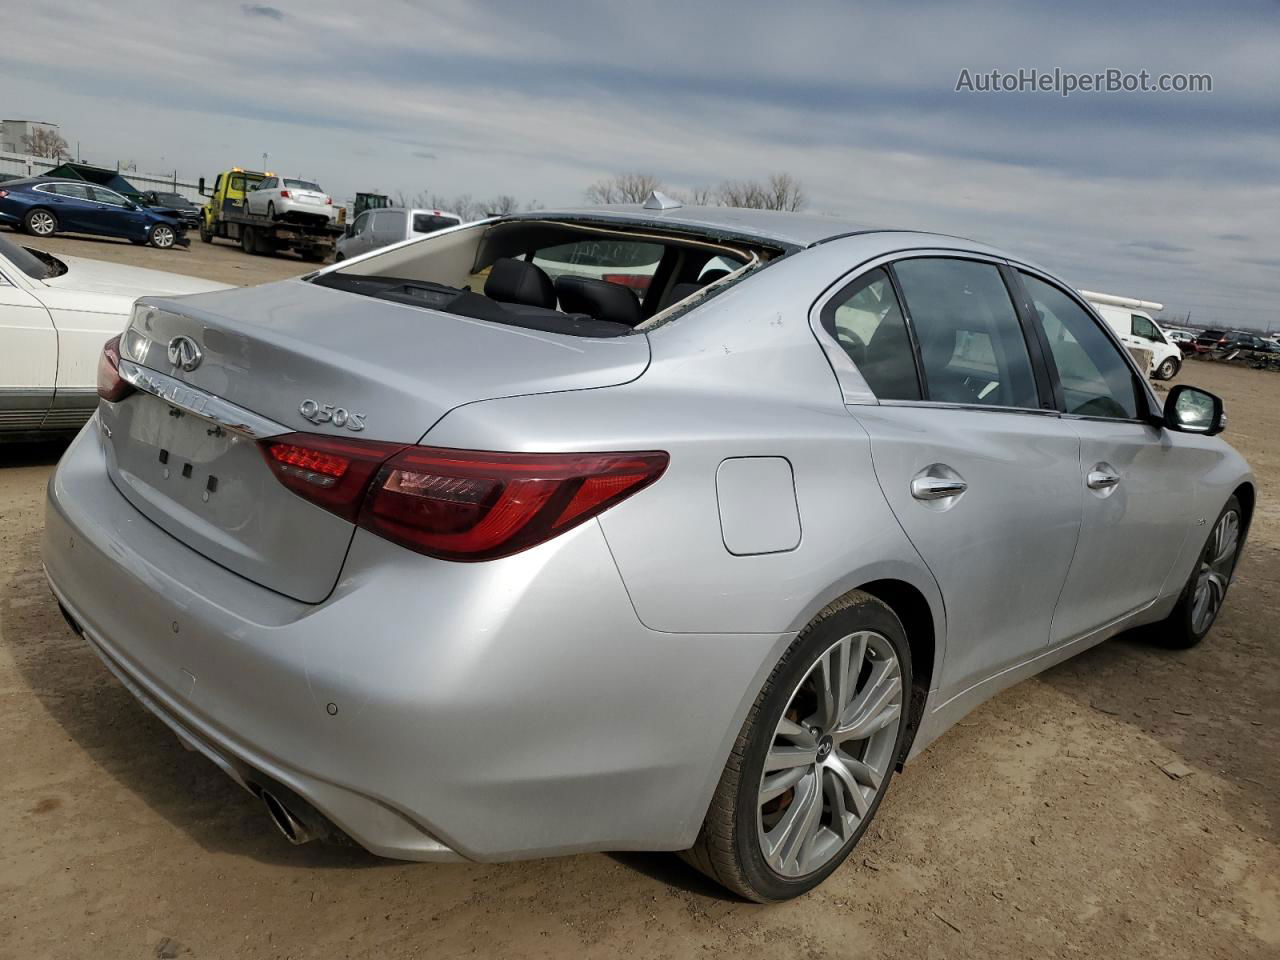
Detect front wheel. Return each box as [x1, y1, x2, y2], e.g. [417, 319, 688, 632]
[148, 224, 176, 249]
[24, 208, 58, 237]
[267, 201, 277, 221]
[1156, 357, 1180, 380]
[1151, 496, 1243, 648]
[683, 591, 911, 901]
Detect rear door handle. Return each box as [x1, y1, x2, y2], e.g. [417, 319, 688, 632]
[911, 475, 968, 500]
[1087, 466, 1121, 489]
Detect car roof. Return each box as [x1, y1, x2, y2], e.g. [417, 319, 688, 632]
[499, 204, 1016, 260]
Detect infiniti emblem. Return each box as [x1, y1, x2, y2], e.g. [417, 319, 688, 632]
[167, 335, 203, 372]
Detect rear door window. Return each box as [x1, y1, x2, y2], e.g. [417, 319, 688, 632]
[413, 213, 461, 233]
[893, 258, 1040, 409]
[822, 267, 920, 400]
[1021, 273, 1141, 420]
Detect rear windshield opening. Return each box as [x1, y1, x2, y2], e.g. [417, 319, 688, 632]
[312, 219, 766, 338]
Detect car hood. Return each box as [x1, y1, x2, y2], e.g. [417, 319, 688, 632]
[38, 255, 230, 309]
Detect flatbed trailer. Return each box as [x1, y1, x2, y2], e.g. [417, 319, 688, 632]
[197, 168, 344, 262]
[200, 208, 342, 261]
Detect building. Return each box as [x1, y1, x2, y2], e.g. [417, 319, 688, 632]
[1, 119, 60, 154]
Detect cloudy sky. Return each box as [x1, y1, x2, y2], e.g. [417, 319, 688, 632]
[4, 0, 1278, 328]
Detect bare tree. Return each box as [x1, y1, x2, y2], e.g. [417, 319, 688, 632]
[679, 185, 715, 206]
[764, 172, 806, 212]
[21, 128, 69, 160]
[484, 194, 519, 216]
[715, 173, 806, 211]
[585, 172, 664, 204]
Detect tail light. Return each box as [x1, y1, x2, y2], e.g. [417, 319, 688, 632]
[0, 190, 8, 199]
[96, 334, 134, 402]
[260, 435, 668, 561]
[261, 433, 405, 522]
[602, 273, 652, 292]
[279, 189, 291, 199]
[326, 196, 333, 205]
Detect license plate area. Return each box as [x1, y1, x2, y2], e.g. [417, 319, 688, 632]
[101, 392, 357, 603]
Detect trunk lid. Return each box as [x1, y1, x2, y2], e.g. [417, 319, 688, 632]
[102, 279, 650, 602]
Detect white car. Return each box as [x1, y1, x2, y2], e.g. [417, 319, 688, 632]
[1080, 290, 1183, 380]
[336, 207, 462, 261]
[245, 176, 336, 225]
[0, 233, 227, 438]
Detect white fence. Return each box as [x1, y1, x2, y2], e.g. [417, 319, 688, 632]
[0, 151, 204, 203]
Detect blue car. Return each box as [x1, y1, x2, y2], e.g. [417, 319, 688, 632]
[0, 177, 188, 249]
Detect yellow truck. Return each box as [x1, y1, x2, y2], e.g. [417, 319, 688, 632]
[197, 167, 344, 261]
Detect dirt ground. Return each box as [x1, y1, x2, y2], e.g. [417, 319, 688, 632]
[14, 227, 315, 287]
[0, 233, 1277, 959]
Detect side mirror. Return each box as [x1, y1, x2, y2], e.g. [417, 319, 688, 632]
[198, 177, 208, 197]
[125, 200, 137, 210]
[343, 224, 354, 238]
[1165, 384, 1226, 436]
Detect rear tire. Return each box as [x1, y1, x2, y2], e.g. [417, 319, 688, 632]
[1149, 496, 1243, 648]
[682, 591, 912, 902]
[1156, 357, 1180, 380]
[23, 208, 57, 237]
[267, 201, 277, 222]
[240, 225, 256, 254]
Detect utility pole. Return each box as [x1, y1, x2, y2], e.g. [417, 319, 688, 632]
[262, 152, 269, 173]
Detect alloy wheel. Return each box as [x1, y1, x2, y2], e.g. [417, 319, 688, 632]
[29, 211, 55, 236]
[1191, 509, 1239, 634]
[757, 631, 903, 877]
[152, 226, 175, 248]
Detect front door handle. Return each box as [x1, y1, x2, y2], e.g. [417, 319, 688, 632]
[1087, 466, 1121, 489]
[911, 475, 968, 501]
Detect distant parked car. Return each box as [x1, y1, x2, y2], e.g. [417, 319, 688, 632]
[1195, 329, 1235, 351]
[141, 191, 202, 230]
[0, 232, 226, 439]
[245, 176, 336, 225]
[1233, 333, 1276, 354]
[336, 207, 461, 260]
[0, 177, 189, 249]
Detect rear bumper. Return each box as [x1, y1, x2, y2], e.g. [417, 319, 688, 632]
[43, 416, 782, 861]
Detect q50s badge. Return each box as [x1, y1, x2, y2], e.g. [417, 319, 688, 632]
[300, 399, 366, 431]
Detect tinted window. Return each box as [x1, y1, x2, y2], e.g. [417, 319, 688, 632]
[413, 213, 461, 233]
[0, 233, 55, 279]
[90, 187, 129, 207]
[894, 258, 1039, 408]
[352, 211, 372, 235]
[52, 183, 91, 200]
[1021, 273, 1140, 420]
[824, 267, 920, 400]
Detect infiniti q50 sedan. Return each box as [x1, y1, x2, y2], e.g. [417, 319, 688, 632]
[43, 202, 1251, 901]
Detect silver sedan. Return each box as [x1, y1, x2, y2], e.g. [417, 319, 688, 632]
[43, 203, 1251, 901]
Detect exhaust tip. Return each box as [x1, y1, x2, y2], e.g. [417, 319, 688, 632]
[261, 789, 316, 845]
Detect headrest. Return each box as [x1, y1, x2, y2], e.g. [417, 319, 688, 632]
[554, 275, 643, 327]
[484, 257, 556, 309]
[668, 282, 706, 303]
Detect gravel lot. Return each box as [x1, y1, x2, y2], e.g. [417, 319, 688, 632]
[1, 234, 1277, 959]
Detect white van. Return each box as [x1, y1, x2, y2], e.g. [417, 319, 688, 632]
[1079, 290, 1182, 380]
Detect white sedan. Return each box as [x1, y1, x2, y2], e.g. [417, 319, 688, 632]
[245, 176, 336, 225]
[0, 233, 227, 438]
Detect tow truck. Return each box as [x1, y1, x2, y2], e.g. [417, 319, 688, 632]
[197, 167, 345, 261]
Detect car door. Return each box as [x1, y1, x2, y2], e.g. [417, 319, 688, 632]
[0, 256, 57, 433]
[87, 187, 146, 239]
[828, 255, 1085, 695]
[371, 210, 407, 250]
[1015, 270, 1196, 643]
[347, 211, 373, 255]
[43, 183, 96, 232]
